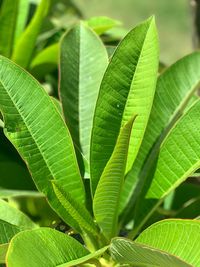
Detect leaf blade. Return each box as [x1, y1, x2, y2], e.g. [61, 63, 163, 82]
[6, 228, 90, 267]
[136, 219, 200, 267]
[110, 237, 192, 267]
[93, 116, 136, 240]
[90, 16, 159, 194]
[59, 22, 108, 166]
[0, 56, 85, 231]
[134, 99, 200, 232]
[121, 52, 200, 217]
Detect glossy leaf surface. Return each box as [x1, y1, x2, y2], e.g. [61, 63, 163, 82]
[90, 17, 159, 194]
[93, 116, 135, 240]
[59, 23, 108, 165]
[136, 219, 200, 267]
[110, 237, 191, 267]
[135, 99, 200, 231]
[121, 52, 200, 216]
[6, 228, 89, 267]
[0, 56, 85, 230]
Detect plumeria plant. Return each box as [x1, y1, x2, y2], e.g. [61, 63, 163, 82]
[0, 13, 200, 267]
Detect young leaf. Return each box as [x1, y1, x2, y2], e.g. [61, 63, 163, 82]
[93, 116, 136, 240]
[136, 219, 200, 267]
[52, 181, 98, 236]
[0, 56, 85, 230]
[6, 228, 90, 267]
[0, 0, 18, 57]
[59, 22, 108, 167]
[90, 16, 159, 194]
[134, 99, 200, 232]
[12, 0, 50, 68]
[110, 237, 191, 267]
[121, 52, 200, 217]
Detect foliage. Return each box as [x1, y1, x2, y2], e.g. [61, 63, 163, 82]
[0, 0, 200, 266]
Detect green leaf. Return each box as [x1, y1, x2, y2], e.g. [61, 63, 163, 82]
[121, 52, 200, 217]
[14, 0, 29, 44]
[136, 219, 200, 267]
[0, 56, 85, 230]
[110, 237, 191, 267]
[0, 188, 42, 198]
[93, 116, 136, 241]
[59, 22, 108, 167]
[84, 16, 121, 35]
[51, 97, 63, 116]
[0, 199, 36, 229]
[6, 228, 90, 267]
[58, 246, 108, 267]
[52, 181, 98, 236]
[0, 243, 8, 264]
[12, 0, 50, 68]
[0, 127, 35, 190]
[90, 16, 159, 194]
[134, 99, 200, 233]
[0, 219, 27, 263]
[0, 220, 22, 244]
[30, 43, 59, 79]
[0, 0, 18, 57]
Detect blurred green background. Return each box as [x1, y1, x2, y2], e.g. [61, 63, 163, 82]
[74, 0, 193, 64]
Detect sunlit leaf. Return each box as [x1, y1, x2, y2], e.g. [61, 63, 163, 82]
[93, 116, 136, 240]
[59, 22, 108, 168]
[90, 16, 159, 194]
[0, 56, 85, 231]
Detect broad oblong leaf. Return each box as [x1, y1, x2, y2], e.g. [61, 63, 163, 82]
[90, 16, 159, 194]
[93, 116, 136, 240]
[12, 0, 50, 68]
[110, 237, 191, 267]
[59, 22, 108, 166]
[6, 228, 90, 267]
[136, 219, 200, 267]
[0, 56, 85, 230]
[121, 52, 200, 216]
[134, 99, 200, 232]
